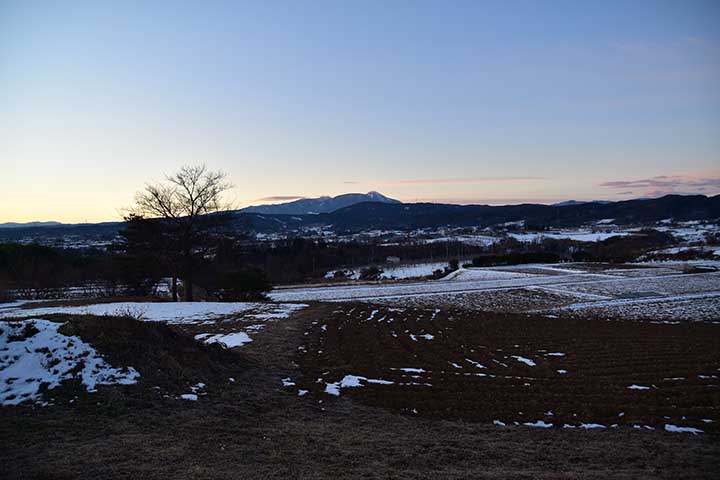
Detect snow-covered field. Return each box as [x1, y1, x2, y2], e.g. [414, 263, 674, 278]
[380, 262, 453, 279]
[441, 268, 536, 281]
[274, 272, 608, 302]
[508, 231, 631, 242]
[554, 293, 720, 322]
[274, 263, 720, 321]
[325, 261, 458, 281]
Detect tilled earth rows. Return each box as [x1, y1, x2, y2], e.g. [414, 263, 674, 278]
[375, 287, 582, 312]
[297, 304, 720, 432]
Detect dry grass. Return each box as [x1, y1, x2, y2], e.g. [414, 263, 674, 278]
[16, 296, 168, 310]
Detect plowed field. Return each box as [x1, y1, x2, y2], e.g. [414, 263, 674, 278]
[297, 304, 720, 432]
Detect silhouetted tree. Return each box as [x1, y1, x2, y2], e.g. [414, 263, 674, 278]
[129, 165, 233, 301]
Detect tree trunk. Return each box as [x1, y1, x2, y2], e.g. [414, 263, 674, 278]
[183, 250, 194, 301]
[185, 276, 193, 301]
[172, 276, 178, 302]
[184, 262, 194, 301]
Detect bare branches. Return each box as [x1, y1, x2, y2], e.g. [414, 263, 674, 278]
[131, 165, 233, 220]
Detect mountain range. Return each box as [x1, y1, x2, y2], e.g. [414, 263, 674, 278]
[240, 191, 399, 215]
[1, 194, 718, 242]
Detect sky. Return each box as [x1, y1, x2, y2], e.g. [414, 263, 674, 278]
[1, 0, 719, 223]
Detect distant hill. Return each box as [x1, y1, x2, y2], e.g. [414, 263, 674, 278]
[317, 194, 720, 232]
[551, 200, 613, 207]
[0, 221, 62, 229]
[240, 191, 400, 215]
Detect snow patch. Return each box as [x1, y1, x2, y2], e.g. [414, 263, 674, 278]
[0, 319, 140, 406]
[392, 367, 426, 373]
[523, 420, 553, 428]
[664, 424, 703, 434]
[409, 333, 434, 341]
[511, 355, 537, 367]
[465, 359, 487, 369]
[580, 423, 606, 429]
[324, 374, 395, 396]
[198, 332, 252, 348]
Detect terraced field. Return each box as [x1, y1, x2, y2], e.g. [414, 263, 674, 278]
[271, 262, 720, 321]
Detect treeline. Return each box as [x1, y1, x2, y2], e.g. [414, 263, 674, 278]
[0, 240, 272, 301]
[0, 236, 498, 298]
[466, 229, 677, 267]
[0, 228, 680, 301]
[233, 237, 492, 284]
[0, 243, 139, 299]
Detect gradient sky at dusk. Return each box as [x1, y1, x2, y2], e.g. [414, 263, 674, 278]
[1, 0, 719, 223]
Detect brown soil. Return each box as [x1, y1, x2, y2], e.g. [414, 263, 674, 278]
[379, 287, 581, 312]
[297, 304, 720, 431]
[1, 304, 719, 479]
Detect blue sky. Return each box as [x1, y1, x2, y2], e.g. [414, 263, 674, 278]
[1, 0, 719, 222]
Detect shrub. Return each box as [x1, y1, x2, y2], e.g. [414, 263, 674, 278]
[431, 268, 446, 279]
[359, 266, 383, 281]
[211, 267, 272, 301]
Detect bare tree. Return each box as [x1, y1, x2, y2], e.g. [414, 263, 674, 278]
[129, 165, 233, 301]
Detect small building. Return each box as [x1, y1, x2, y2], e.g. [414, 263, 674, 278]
[386, 256, 401, 264]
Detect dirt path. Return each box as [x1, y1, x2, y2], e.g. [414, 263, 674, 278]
[1, 304, 719, 479]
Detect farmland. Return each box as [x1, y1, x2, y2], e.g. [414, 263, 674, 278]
[295, 304, 719, 432]
[1, 261, 719, 478]
[272, 262, 720, 320]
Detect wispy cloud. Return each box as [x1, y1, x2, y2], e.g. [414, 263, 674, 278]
[255, 195, 305, 202]
[600, 175, 720, 197]
[372, 176, 544, 187]
[343, 181, 359, 185]
[400, 196, 569, 205]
